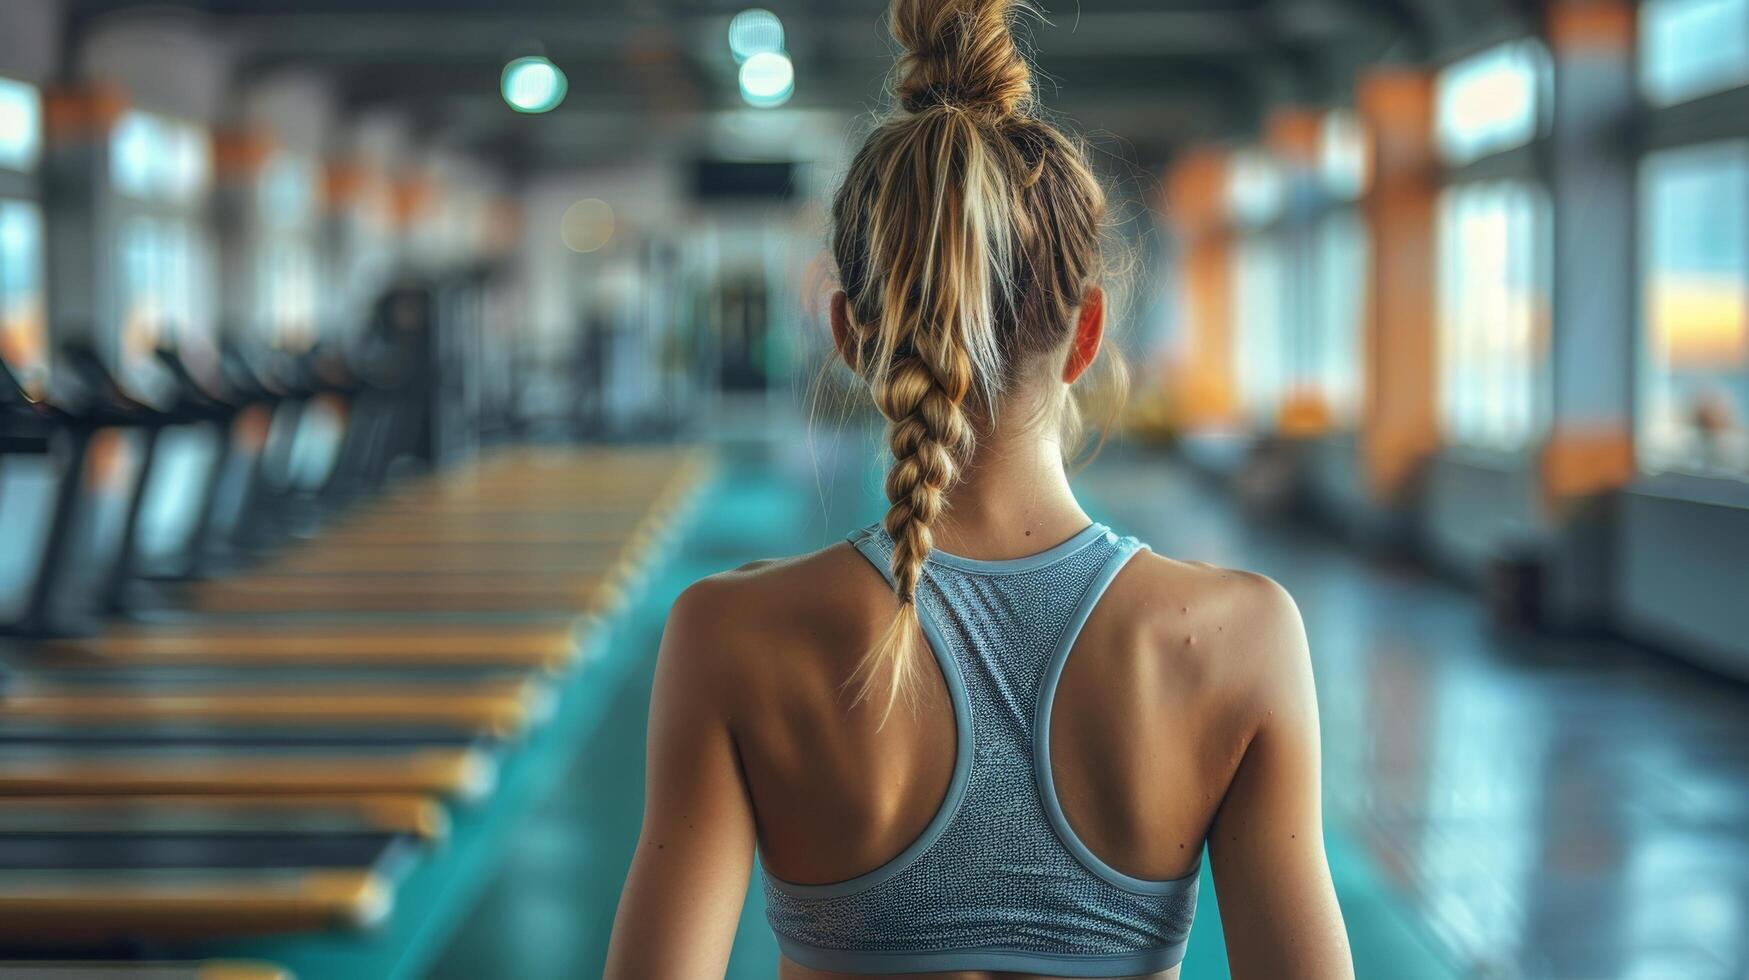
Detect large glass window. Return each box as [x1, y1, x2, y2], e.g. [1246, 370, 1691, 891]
[1640, 142, 1749, 476]
[1318, 110, 1370, 200]
[118, 214, 209, 364]
[1642, 0, 1749, 106]
[1434, 40, 1553, 453]
[1307, 212, 1369, 425]
[1226, 151, 1290, 428]
[1301, 110, 1371, 427]
[257, 153, 320, 345]
[1232, 235, 1289, 427]
[1226, 150, 1285, 227]
[111, 110, 209, 204]
[0, 77, 41, 173]
[110, 110, 212, 369]
[1436, 182, 1552, 450]
[0, 76, 44, 384]
[0, 200, 45, 382]
[1436, 41, 1549, 166]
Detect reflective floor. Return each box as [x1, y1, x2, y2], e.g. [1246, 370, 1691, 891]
[431, 438, 1749, 980]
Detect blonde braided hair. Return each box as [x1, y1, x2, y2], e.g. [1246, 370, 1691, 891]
[836, 0, 1115, 720]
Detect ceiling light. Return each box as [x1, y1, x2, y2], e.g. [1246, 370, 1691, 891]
[502, 56, 567, 114]
[728, 9, 785, 64]
[739, 51, 794, 108]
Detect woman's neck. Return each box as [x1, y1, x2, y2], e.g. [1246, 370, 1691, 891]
[928, 420, 1093, 560]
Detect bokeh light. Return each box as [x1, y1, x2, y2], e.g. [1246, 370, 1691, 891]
[501, 56, 567, 114]
[728, 9, 784, 64]
[739, 51, 794, 108]
[560, 198, 615, 253]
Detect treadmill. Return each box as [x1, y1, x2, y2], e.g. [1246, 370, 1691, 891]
[0, 349, 694, 949]
[0, 356, 535, 947]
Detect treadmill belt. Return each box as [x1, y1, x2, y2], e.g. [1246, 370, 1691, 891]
[0, 868, 392, 939]
[0, 963, 289, 980]
[0, 794, 446, 841]
[0, 747, 495, 799]
[0, 831, 404, 872]
[37, 621, 585, 670]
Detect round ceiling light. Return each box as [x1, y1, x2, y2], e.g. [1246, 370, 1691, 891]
[501, 56, 567, 114]
[728, 9, 785, 64]
[739, 51, 794, 108]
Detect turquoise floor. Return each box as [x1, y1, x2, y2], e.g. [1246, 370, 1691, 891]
[430, 443, 1459, 979]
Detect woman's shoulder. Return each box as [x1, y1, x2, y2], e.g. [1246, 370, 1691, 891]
[660, 541, 889, 680]
[1120, 550, 1300, 626]
[672, 540, 877, 619]
[1104, 549, 1310, 696]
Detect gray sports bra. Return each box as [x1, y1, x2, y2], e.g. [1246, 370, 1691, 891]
[761, 522, 1200, 977]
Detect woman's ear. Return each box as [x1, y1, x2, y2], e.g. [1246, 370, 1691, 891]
[829, 291, 859, 372]
[1062, 286, 1105, 384]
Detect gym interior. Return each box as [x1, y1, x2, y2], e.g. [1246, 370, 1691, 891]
[0, 1, 1746, 978]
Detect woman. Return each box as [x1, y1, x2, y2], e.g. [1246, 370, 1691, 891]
[607, 0, 1354, 976]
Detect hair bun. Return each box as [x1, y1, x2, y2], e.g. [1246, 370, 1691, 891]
[890, 0, 1033, 118]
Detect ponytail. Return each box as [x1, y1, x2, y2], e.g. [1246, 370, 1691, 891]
[835, 0, 1111, 722]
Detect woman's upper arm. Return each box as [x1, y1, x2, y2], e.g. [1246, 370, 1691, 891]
[605, 579, 759, 980]
[1207, 576, 1353, 980]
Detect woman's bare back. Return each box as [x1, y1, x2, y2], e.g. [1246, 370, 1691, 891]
[663, 530, 1321, 979]
[607, 511, 1349, 979]
[693, 540, 1286, 885]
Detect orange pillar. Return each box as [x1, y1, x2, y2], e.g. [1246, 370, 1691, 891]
[323, 160, 366, 214]
[1355, 69, 1439, 499]
[41, 83, 129, 148]
[1165, 148, 1236, 430]
[1265, 107, 1323, 166]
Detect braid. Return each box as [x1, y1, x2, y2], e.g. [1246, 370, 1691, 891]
[844, 327, 977, 720]
[879, 350, 974, 601]
[833, 0, 1113, 722]
[839, 105, 999, 722]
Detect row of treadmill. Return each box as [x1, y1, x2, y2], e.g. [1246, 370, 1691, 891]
[0, 328, 709, 978]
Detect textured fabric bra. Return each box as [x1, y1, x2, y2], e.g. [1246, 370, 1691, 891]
[761, 522, 1201, 977]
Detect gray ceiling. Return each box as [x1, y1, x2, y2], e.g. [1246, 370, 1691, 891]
[61, 0, 1551, 174]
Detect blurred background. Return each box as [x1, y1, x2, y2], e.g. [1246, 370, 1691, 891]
[0, 0, 1746, 979]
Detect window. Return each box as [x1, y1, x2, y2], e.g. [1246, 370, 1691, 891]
[1226, 150, 1285, 227]
[110, 110, 213, 369]
[1224, 150, 1294, 430]
[1437, 41, 1550, 165]
[0, 77, 41, 172]
[1233, 235, 1289, 427]
[1435, 40, 1553, 452]
[257, 153, 319, 344]
[261, 153, 316, 227]
[1308, 212, 1369, 424]
[258, 241, 318, 345]
[1639, 142, 1749, 476]
[118, 214, 208, 364]
[1318, 110, 1370, 200]
[0, 200, 45, 382]
[1642, 0, 1749, 105]
[111, 110, 209, 204]
[1437, 182, 1552, 450]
